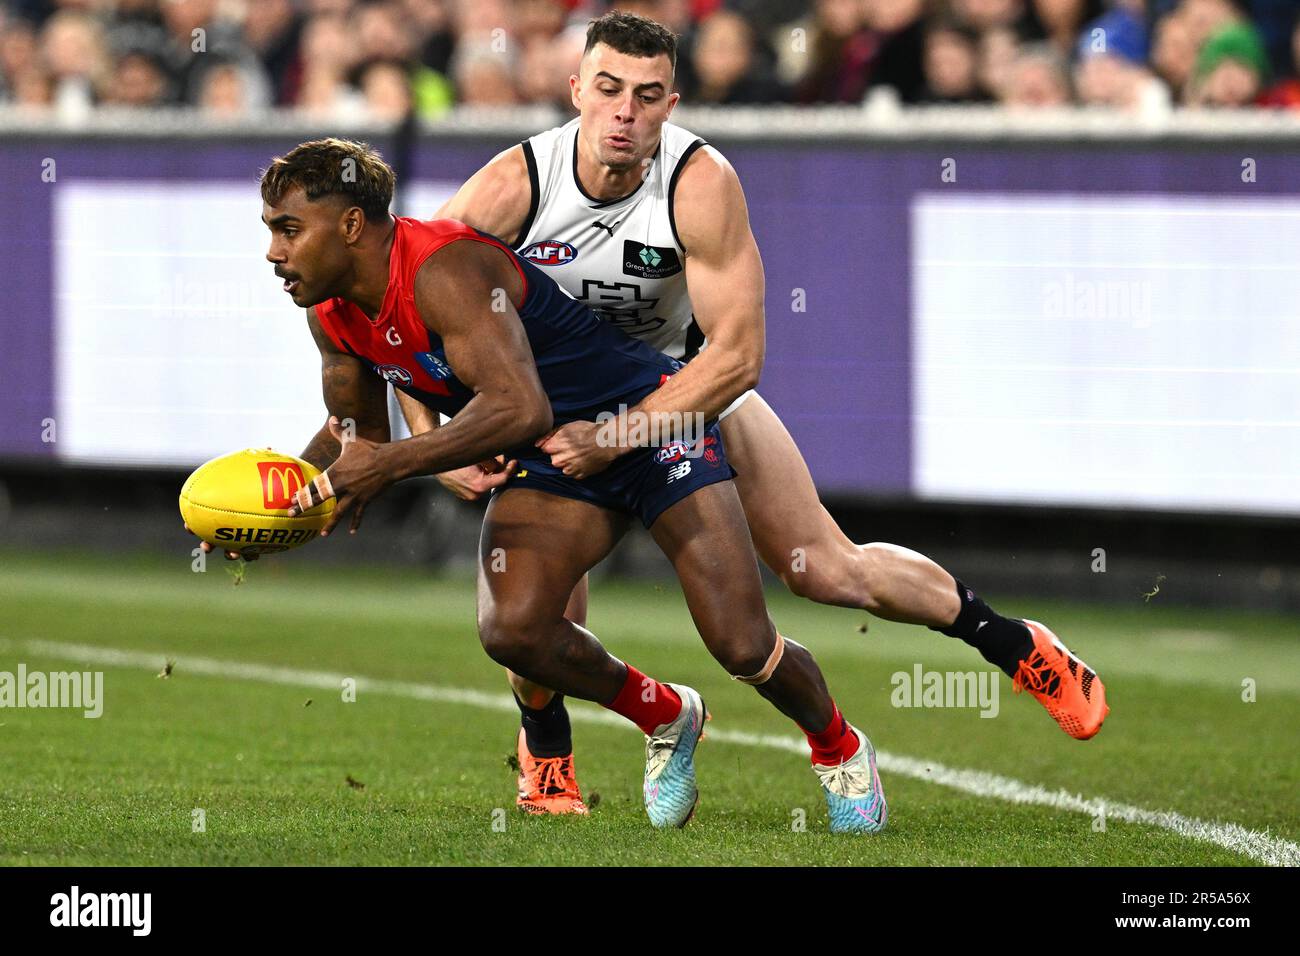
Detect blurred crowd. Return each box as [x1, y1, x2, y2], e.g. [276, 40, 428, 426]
[2, 0, 1299, 119]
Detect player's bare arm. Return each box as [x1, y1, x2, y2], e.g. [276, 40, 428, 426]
[293, 240, 553, 532]
[540, 147, 765, 478]
[395, 145, 533, 496]
[300, 304, 391, 472]
[391, 240, 553, 474]
[433, 145, 532, 242]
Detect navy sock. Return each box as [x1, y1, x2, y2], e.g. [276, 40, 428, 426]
[516, 692, 572, 759]
[929, 579, 1034, 678]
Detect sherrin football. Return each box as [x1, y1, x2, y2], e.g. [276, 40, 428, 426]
[179, 449, 334, 557]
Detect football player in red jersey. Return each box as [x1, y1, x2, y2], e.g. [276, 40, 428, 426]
[193, 138, 889, 832]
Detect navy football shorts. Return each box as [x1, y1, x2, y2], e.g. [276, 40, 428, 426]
[502, 422, 736, 528]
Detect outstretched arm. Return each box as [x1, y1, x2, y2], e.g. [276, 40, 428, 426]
[540, 147, 765, 478]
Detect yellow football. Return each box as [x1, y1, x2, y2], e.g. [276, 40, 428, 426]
[179, 449, 334, 557]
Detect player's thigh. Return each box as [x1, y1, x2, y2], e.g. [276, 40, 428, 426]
[649, 480, 776, 668]
[478, 489, 626, 632]
[720, 393, 855, 573]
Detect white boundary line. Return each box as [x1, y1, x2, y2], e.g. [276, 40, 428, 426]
[5, 638, 1297, 867]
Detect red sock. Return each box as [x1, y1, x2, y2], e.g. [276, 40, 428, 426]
[803, 703, 860, 766]
[605, 663, 682, 734]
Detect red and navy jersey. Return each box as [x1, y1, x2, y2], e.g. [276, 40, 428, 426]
[314, 217, 681, 445]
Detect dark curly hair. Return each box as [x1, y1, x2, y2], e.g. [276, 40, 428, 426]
[584, 11, 678, 71]
[260, 138, 395, 222]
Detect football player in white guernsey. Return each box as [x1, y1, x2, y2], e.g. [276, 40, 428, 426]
[399, 12, 1109, 814]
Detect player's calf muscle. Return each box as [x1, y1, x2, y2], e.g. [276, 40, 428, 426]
[770, 539, 876, 609]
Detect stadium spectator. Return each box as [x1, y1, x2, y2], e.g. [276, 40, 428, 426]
[685, 8, 785, 102]
[0, 16, 41, 95]
[1001, 41, 1071, 106]
[10, 64, 54, 109]
[240, 0, 302, 105]
[296, 61, 353, 117]
[358, 58, 413, 120]
[451, 36, 518, 105]
[1188, 19, 1270, 106]
[788, 0, 875, 103]
[1028, 0, 1104, 59]
[354, 1, 415, 64]
[866, 0, 927, 102]
[517, 25, 586, 109]
[1250, 0, 1299, 78]
[1073, 8, 1170, 113]
[198, 60, 252, 116]
[1181, 0, 1246, 48]
[40, 10, 108, 116]
[101, 47, 171, 106]
[1152, 9, 1200, 101]
[403, 0, 455, 76]
[453, 0, 514, 43]
[513, 0, 569, 43]
[1258, 10, 1300, 107]
[1, 0, 1298, 115]
[977, 24, 1020, 99]
[953, 0, 1025, 33]
[919, 20, 988, 103]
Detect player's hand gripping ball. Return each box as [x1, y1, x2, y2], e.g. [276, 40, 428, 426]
[179, 449, 334, 558]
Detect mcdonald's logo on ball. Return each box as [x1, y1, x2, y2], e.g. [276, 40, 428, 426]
[258, 460, 307, 510]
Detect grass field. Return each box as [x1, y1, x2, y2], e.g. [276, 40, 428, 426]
[0, 548, 1296, 866]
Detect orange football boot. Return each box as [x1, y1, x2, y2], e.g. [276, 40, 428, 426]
[1012, 619, 1110, 740]
[515, 729, 589, 815]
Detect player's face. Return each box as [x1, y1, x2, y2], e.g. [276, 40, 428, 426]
[571, 44, 679, 171]
[262, 188, 353, 308]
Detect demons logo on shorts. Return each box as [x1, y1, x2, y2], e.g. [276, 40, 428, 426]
[655, 440, 694, 464]
[702, 434, 720, 467]
[258, 460, 306, 510]
[375, 364, 413, 386]
[520, 240, 577, 266]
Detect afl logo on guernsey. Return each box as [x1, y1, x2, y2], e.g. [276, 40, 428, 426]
[520, 240, 578, 266]
[414, 351, 452, 380]
[375, 364, 413, 386]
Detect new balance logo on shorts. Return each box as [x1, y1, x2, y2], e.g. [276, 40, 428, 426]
[666, 461, 692, 482]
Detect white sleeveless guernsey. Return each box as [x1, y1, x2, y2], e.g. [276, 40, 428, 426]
[514, 117, 707, 361]
[514, 117, 754, 417]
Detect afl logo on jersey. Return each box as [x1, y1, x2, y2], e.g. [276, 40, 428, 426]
[521, 240, 578, 266]
[375, 364, 413, 386]
[414, 351, 452, 380]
